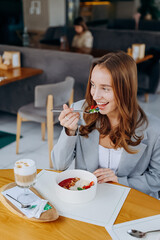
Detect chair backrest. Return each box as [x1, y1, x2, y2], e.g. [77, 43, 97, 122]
[34, 76, 75, 108]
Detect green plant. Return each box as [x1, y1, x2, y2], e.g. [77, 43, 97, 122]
[138, 0, 159, 20]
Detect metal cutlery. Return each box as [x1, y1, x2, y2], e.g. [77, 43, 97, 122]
[51, 109, 98, 114]
[6, 194, 32, 208]
[127, 229, 160, 238]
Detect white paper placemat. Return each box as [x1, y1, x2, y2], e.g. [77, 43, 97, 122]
[105, 214, 160, 240]
[35, 170, 130, 226]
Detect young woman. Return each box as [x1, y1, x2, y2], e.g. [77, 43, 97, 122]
[52, 51, 160, 199]
[72, 16, 93, 49]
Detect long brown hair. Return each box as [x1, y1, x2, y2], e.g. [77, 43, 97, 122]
[80, 51, 148, 154]
[74, 16, 88, 32]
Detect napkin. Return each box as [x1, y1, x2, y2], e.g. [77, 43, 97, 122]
[2, 186, 48, 218]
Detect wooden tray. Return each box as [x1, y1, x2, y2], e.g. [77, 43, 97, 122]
[0, 182, 59, 222]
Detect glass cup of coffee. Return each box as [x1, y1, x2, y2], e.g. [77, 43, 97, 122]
[14, 159, 37, 204]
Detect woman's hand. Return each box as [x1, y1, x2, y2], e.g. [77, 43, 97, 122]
[58, 104, 80, 136]
[93, 168, 118, 184]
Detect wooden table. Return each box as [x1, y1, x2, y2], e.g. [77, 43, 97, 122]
[135, 54, 153, 64]
[0, 67, 43, 87]
[0, 169, 160, 240]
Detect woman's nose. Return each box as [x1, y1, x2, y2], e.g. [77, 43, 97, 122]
[93, 89, 101, 100]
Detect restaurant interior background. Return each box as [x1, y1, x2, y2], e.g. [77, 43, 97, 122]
[0, 0, 160, 47]
[0, 2, 160, 237]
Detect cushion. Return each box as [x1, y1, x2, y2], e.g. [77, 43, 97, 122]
[139, 20, 160, 31]
[107, 19, 135, 30]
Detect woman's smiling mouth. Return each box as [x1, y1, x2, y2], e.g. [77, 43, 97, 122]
[96, 102, 109, 109]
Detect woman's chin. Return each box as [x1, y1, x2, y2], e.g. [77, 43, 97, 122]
[99, 109, 108, 115]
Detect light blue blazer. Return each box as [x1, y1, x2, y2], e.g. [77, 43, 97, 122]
[52, 100, 160, 198]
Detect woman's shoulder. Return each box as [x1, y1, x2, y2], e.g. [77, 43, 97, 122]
[136, 113, 160, 140]
[146, 114, 160, 135]
[83, 30, 93, 38]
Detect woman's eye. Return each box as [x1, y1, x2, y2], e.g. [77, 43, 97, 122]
[103, 88, 110, 91]
[91, 82, 95, 88]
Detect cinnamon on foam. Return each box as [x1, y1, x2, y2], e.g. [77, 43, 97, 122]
[14, 159, 36, 176]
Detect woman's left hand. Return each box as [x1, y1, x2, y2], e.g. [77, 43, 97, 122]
[93, 168, 118, 184]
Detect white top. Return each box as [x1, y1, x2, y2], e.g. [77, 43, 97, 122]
[99, 145, 123, 173]
[72, 30, 93, 48]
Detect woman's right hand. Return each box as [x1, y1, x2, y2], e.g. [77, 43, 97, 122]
[58, 104, 80, 136]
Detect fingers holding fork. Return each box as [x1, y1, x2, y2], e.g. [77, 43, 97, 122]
[58, 104, 80, 136]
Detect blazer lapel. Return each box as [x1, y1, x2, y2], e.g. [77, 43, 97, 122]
[117, 131, 148, 176]
[79, 122, 148, 175]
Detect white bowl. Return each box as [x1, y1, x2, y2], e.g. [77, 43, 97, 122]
[55, 169, 97, 204]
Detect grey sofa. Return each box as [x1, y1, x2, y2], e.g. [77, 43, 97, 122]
[40, 22, 160, 53]
[0, 44, 93, 114]
[0, 42, 159, 115]
[90, 27, 160, 52]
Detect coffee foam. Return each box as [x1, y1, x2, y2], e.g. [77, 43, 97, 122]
[14, 159, 36, 176]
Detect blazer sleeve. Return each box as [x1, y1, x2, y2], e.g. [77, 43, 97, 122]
[51, 127, 78, 170]
[118, 135, 160, 196]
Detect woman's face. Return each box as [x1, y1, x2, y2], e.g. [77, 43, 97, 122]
[74, 25, 83, 34]
[90, 65, 119, 120]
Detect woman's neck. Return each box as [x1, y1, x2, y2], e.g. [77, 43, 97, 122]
[108, 116, 119, 129]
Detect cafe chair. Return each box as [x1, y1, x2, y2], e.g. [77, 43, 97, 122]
[16, 77, 74, 168]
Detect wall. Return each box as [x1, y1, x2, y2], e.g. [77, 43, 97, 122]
[23, 0, 65, 31]
[80, 0, 140, 23]
[115, 1, 136, 19]
[48, 0, 65, 26]
[23, 0, 49, 31]
[91, 5, 111, 21]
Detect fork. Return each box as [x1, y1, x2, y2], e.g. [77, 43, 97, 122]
[51, 109, 98, 114]
[6, 194, 32, 208]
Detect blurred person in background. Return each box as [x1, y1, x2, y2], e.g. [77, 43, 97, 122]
[72, 16, 93, 53]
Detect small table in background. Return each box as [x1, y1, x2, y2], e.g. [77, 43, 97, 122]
[0, 67, 43, 87]
[135, 54, 153, 64]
